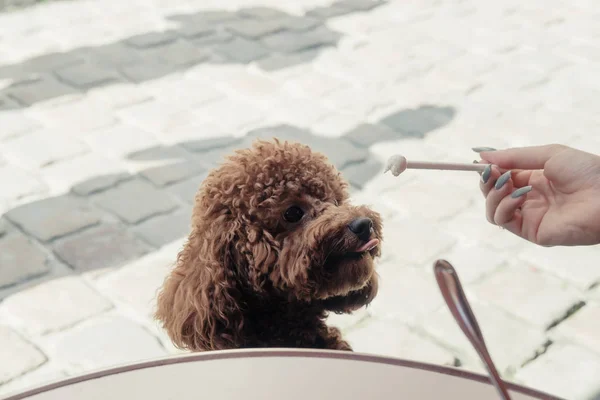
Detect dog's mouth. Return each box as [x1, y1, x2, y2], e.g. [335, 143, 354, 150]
[354, 238, 379, 253]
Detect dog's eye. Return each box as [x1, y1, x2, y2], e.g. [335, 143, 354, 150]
[283, 206, 304, 223]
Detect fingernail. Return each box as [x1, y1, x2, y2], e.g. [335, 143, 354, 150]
[511, 186, 533, 198]
[495, 170, 512, 190]
[472, 147, 497, 153]
[481, 164, 492, 183]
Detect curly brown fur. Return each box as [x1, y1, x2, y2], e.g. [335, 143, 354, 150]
[155, 139, 383, 352]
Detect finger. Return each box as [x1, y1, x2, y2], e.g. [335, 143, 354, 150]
[474, 144, 568, 170]
[485, 170, 514, 224]
[494, 186, 533, 228]
[479, 164, 502, 197]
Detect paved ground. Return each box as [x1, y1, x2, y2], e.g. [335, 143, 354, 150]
[1, 0, 600, 398]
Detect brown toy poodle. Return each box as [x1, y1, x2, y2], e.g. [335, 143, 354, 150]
[155, 139, 383, 351]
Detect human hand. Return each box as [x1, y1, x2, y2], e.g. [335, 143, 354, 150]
[475, 144, 600, 246]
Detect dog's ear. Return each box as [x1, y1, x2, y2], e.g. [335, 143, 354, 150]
[155, 210, 246, 351]
[320, 273, 379, 314]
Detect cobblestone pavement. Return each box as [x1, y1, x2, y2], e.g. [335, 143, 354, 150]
[1, 0, 600, 398]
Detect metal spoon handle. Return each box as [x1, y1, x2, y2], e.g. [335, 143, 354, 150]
[433, 259, 512, 400]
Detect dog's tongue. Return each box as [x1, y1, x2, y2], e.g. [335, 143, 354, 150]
[356, 239, 379, 253]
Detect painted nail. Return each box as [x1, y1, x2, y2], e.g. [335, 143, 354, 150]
[472, 147, 497, 153]
[511, 186, 533, 198]
[481, 164, 492, 183]
[495, 171, 512, 190]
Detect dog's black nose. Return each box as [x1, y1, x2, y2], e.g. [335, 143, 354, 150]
[348, 218, 373, 241]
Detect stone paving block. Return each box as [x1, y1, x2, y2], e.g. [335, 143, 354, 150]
[0, 325, 46, 384]
[40, 153, 129, 194]
[53, 224, 152, 272]
[419, 302, 547, 376]
[85, 42, 145, 67]
[518, 244, 600, 290]
[91, 179, 179, 224]
[116, 99, 199, 134]
[261, 27, 340, 53]
[0, 95, 20, 110]
[0, 112, 41, 140]
[0, 232, 51, 289]
[94, 251, 175, 318]
[5, 75, 80, 106]
[368, 262, 444, 322]
[379, 105, 457, 139]
[257, 48, 321, 71]
[237, 6, 289, 19]
[381, 216, 456, 266]
[0, 362, 66, 397]
[439, 243, 508, 284]
[1, 130, 88, 168]
[177, 22, 217, 39]
[334, 0, 387, 12]
[225, 18, 288, 39]
[281, 69, 346, 98]
[381, 177, 474, 222]
[343, 123, 401, 147]
[83, 124, 159, 160]
[340, 159, 382, 189]
[140, 39, 211, 68]
[124, 30, 179, 49]
[279, 15, 321, 31]
[472, 264, 583, 329]
[0, 165, 46, 203]
[165, 174, 205, 205]
[30, 97, 117, 132]
[198, 98, 266, 132]
[119, 61, 179, 83]
[46, 315, 167, 374]
[5, 196, 102, 242]
[127, 146, 209, 187]
[306, 4, 353, 19]
[131, 206, 192, 248]
[214, 37, 270, 63]
[514, 343, 600, 400]
[86, 82, 151, 110]
[188, 29, 234, 48]
[0, 276, 113, 336]
[551, 304, 600, 355]
[54, 62, 122, 89]
[346, 319, 456, 366]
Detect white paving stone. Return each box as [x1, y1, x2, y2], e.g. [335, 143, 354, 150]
[346, 319, 456, 366]
[440, 243, 508, 284]
[43, 314, 168, 375]
[471, 263, 583, 329]
[515, 343, 600, 400]
[0, 362, 66, 397]
[0, 276, 113, 336]
[83, 124, 160, 160]
[0, 325, 46, 384]
[418, 302, 547, 376]
[551, 304, 600, 356]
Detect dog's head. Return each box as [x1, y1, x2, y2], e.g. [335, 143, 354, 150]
[155, 139, 383, 350]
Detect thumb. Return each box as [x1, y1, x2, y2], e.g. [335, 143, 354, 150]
[475, 144, 568, 170]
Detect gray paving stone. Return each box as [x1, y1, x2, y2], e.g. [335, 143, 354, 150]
[237, 6, 289, 19]
[53, 224, 152, 272]
[21, 51, 85, 74]
[128, 146, 209, 187]
[261, 27, 340, 53]
[54, 62, 122, 89]
[132, 206, 192, 248]
[71, 173, 133, 196]
[341, 159, 382, 188]
[0, 95, 20, 110]
[180, 136, 243, 153]
[281, 16, 322, 31]
[0, 232, 51, 289]
[5, 75, 80, 106]
[335, 0, 386, 11]
[166, 174, 205, 205]
[0, 325, 46, 384]
[379, 105, 457, 138]
[225, 18, 288, 39]
[256, 48, 321, 71]
[91, 179, 179, 224]
[188, 29, 234, 48]
[214, 37, 270, 63]
[5, 196, 103, 242]
[142, 40, 211, 68]
[124, 30, 179, 49]
[344, 123, 401, 147]
[48, 315, 167, 374]
[177, 23, 217, 39]
[119, 61, 179, 83]
[86, 42, 145, 67]
[306, 4, 353, 19]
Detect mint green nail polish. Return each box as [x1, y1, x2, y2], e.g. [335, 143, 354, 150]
[495, 171, 511, 190]
[472, 147, 497, 152]
[481, 164, 492, 183]
[511, 186, 533, 198]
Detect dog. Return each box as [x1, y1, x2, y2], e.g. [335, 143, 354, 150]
[155, 139, 383, 351]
